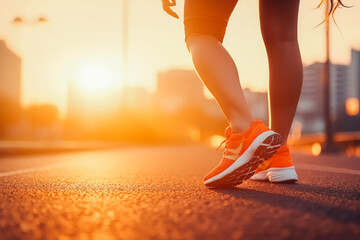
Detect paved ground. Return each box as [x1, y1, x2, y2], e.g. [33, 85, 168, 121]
[0, 144, 359, 240]
[0, 141, 122, 156]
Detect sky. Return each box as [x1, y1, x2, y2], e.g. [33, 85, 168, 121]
[0, 0, 359, 115]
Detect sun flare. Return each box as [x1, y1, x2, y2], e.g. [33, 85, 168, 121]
[77, 65, 115, 92]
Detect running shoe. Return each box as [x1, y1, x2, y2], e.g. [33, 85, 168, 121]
[251, 145, 298, 183]
[204, 120, 282, 188]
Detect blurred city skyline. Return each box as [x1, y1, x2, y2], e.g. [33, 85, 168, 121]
[0, 0, 359, 115]
[1, 36, 360, 156]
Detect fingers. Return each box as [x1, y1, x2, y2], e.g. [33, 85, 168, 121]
[169, 0, 176, 6]
[162, 0, 179, 19]
[164, 7, 179, 18]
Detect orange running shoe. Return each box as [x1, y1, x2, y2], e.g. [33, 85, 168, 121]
[251, 145, 298, 183]
[204, 120, 282, 188]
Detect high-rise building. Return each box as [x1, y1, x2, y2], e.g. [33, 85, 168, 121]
[0, 40, 22, 135]
[243, 89, 268, 124]
[295, 62, 324, 133]
[0, 40, 21, 104]
[348, 49, 360, 100]
[338, 49, 360, 131]
[295, 51, 360, 134]
[330, 64, 348, 115]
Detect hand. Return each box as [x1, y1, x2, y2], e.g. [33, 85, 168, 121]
[161, 0, 179, 19]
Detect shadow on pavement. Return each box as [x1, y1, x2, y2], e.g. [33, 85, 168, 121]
[212, 185, 360, 224]
[241, 181, 360, 201]
[278, 182, 360, 201]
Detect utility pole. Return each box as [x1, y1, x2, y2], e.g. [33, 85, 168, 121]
[121, 0, 129, 110]
[322, 1, 339, 153]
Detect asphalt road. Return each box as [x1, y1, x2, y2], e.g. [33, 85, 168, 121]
[0, 144, 359, 240]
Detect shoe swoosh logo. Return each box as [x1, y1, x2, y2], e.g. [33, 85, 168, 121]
[225, 138, 244, 160]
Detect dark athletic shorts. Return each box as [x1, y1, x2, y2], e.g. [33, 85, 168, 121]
[184, 0, 238, 43]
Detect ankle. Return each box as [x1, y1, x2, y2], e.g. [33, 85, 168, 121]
[227, 109, 254, 133]
[230, 120, 252, 133]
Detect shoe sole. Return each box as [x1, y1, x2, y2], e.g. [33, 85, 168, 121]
[251, 166, 298, 183]
[204, 131, 282, 188]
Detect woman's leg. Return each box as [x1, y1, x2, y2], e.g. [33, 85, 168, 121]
[259, 0, 303, 145]
[186, 35, 254, 132]
[195, 34, 284, 188]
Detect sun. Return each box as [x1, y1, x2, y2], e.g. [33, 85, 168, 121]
[77, 65, 114, 92]
[71, 63, 121, 115]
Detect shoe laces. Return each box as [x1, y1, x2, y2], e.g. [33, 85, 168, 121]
[216, 136, 229, 151]
[216, 127, 232, 151]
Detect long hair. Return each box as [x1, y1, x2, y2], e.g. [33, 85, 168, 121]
[318, 0, 348, 22]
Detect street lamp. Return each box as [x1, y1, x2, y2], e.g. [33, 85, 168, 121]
[37, 17, 47, 23]
[121, 0, 129, 110]
[11, 16, 49, 105]
[321, 2, 340, 154]
[12, 17, 23, 24]
[12, 16, 48, 24]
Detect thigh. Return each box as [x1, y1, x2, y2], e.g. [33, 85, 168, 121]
[184, 0, 238, 43]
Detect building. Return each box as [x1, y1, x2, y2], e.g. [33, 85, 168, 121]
[295, 50, 360, 134]
[348, 49, 360, 100]
[330, 64, 348, 115]
[155, 69, 268, 122]
[0, 40, 21, 104]
[121, 86, 154, 110]
[156, 69, 209, 113]
[296, 62, 350, 134]
[294, 62, 324, 134]
[339, 49, 360, 131]
[0, 40, 22, 135]
[243, 89, 268, 124]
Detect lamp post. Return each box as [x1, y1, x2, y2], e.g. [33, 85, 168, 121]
[13, 16, 48, 24]
[322, 2, 340, 154]
[12, 16, 48, 105]
[121, 0, 129, 110]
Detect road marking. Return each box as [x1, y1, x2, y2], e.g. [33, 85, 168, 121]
[295, 163, 360, 175]
[0, 162, 71, 177]
[0, 161, 359, 177]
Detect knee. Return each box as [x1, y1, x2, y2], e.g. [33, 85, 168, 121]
[185, 34, 220, 52]
[185, 35, 202, 52]
[261, 25, 298, 46]
[185, 35, 195, 52]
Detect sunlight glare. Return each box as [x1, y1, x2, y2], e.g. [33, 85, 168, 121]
[186, 126, 201, 142]
[311, 142, 322, 156]
[78, 65, 114, 92]
[346, 98, 359, 116]
[209, 135, 225, 149]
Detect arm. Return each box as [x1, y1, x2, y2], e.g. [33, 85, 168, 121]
[161, 0, 179, 19]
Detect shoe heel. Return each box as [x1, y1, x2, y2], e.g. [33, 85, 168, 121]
[255, 133, 282, 162]
[268, 167, 298, 183]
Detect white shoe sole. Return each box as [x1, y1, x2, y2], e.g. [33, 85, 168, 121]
[204, 130, 282, 188]
[251, 166, 298, 183]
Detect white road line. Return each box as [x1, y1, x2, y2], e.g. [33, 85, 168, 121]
[295, 163, 360, 176]
[0, 162, 73, 177]
[0, 162, 359, 178]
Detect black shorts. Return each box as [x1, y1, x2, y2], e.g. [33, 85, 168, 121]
[184, 0, 238, 43]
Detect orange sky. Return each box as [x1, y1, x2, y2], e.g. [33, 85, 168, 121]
[0, 0, 359, 115]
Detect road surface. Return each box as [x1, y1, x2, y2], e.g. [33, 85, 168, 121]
[0, 144, 359, 239]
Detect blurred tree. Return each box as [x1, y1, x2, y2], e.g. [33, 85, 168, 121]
[23, 104, 59, 140]
[0, 97, 21, 136]
[25, 104, 59, 126]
